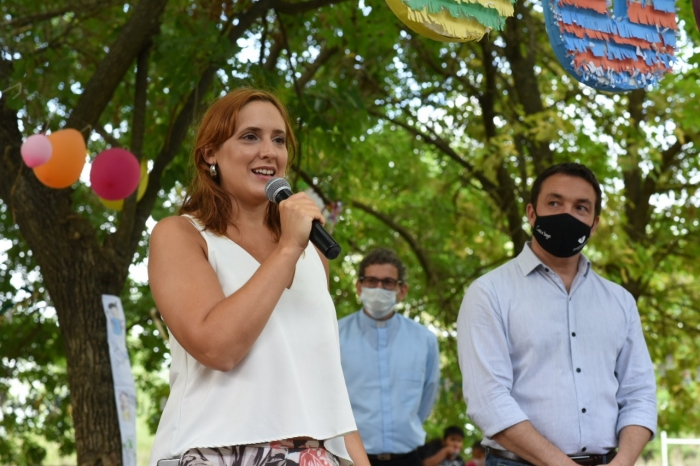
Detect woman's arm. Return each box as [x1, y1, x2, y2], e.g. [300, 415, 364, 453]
[149, 194, 323, 371]
[344, 432, 370, 466]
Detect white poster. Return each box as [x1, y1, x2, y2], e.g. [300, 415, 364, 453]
[102, 294, 137, 466]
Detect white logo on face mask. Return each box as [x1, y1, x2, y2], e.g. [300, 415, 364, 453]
[536, 226, 551, 240]
[360, 287, 397, 320]
[578, 236, 586, 244]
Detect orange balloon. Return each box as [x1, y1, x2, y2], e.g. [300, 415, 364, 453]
[33, 129, 87, 188]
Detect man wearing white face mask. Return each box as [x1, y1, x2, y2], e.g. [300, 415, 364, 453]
[339, 248, 440, 466]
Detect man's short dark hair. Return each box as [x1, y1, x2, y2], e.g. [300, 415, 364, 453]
[358, 248, 407, 283]
[443, 425, 465, 440]
[530, 162, 602, 217]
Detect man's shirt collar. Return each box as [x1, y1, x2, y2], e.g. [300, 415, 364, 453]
[358, 308, 398, 328]
[516, 241, 591, 277]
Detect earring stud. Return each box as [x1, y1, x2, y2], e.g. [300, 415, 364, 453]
[209, 164, 217, 177]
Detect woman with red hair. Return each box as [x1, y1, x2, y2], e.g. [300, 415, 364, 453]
[148, 88, 368, 466]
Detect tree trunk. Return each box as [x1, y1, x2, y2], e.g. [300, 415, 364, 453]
[46, 268, 124, 465]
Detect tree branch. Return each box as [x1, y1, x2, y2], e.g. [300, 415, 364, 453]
[276, 0, 353, 14]
[295, 169, 333, 206]
[298, 44, 340, 88]
[65, 0, 168, 132]
[656, 181, 700, 193]
[130, 43, 151, 159]
[111, 41, 152, 266]
[92, 126, 122, 148]
[263, 33, 285, 71]
[351, 200, 438, 286]
[259, 13, 271, 66]
[368, 109, 500, 196]
[0, 0, 121, 30]
[276, 14, 303, 99]
[502, 2, 553, 170]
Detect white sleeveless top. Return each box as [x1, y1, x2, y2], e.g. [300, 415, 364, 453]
[149, 217, 357, 465]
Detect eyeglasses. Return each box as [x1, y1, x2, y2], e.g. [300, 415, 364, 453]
[360, 276, 402, 290]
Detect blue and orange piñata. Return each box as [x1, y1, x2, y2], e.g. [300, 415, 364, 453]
[544, 0, 678, 91]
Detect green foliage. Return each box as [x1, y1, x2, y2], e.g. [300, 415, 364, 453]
[1, 0, 699, 462]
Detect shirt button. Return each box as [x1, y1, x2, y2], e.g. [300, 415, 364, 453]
[571, 332, 576, 337]
[576, 368, 581, 373]
[582, 447, 587, 452]
[545, 267, 550, 272]
[582, 408, 587, 413]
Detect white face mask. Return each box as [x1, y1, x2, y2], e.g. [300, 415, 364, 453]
[360, 287, 397, 319]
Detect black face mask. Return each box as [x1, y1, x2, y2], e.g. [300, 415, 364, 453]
[532, 213, 593, 258]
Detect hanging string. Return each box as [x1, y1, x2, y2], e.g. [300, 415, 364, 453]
[0, 81, 23, 99]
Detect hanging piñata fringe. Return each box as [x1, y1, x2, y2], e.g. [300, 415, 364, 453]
[385, 0, 515, 41]
[385, 0, 483, 41]
[544, 0, 678, 91]
[405, 1, 508, 30]
[405, 0, 515, 20]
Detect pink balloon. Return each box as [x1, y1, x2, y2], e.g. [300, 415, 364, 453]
[90, 148, 141, 201]
[21, 134, 53, 167]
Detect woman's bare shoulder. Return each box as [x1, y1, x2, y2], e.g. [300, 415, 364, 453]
[150, 215, 204, 248]
[153, 215, 199, 233]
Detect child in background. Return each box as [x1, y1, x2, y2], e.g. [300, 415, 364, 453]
[419, 426, 465, 466]
[465, 441, 485, 466]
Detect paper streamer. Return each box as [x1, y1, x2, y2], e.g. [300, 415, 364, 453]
[544, 0, 678, 91]
[385, 0, 515, 42]
[102, 295, 137, 466]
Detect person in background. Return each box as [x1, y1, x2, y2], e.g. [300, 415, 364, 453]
[339, 247, 440, 466]
[419, 426, 466, 466]
[148, 88, 369, 466]
[457, 162, 657, 466]
[465, 441, 484, 466]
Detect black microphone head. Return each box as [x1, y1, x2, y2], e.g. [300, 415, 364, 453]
[265, 177, 292, 203]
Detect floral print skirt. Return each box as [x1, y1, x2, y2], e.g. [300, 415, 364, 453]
[179, 439, 340, 466]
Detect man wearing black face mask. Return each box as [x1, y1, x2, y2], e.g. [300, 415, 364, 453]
[456, 163, 657, 466]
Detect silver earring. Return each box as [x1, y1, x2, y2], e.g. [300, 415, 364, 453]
[209, 164, 217, 177]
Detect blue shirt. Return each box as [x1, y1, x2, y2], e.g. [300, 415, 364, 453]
[338, 310, 440, 454]
[457, 243, 657, 455]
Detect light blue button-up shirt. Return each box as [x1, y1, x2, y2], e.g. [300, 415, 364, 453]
[457, 243, 657, 455]
[339, 310, 440, 455]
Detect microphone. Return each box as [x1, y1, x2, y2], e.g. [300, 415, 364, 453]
[265, 178, 342, 260]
